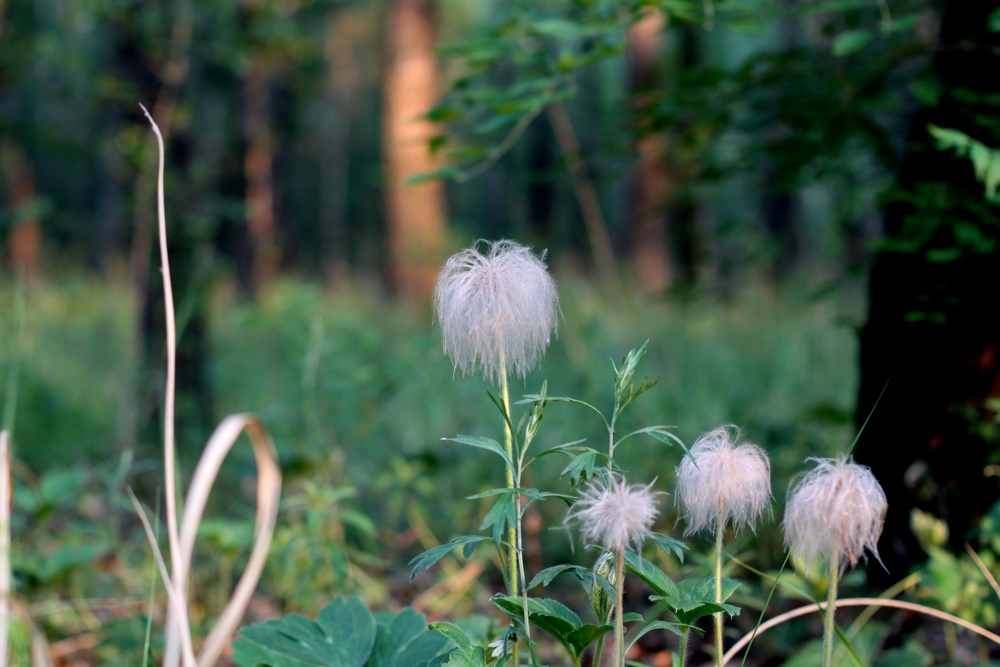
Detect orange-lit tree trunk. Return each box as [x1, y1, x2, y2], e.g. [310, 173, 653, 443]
[384, 0, 446, 300]
[3, 144, 41, 275]
[627, 11, 672, 293]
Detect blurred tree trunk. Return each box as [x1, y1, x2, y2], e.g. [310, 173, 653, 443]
[320, 9, 362, 284]
[762, 2, 800, 284]
[627, 10, 672, 293]
[855, 0, 1000, 584]
[526, 120, 556, 244]
[242, 63, 278, 297]
[383, 0, 446, 300]
[2, 144, 41, 275]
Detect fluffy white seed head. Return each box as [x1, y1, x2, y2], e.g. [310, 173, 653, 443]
[568, 474, 663, 552]
[675, 426, 772, 536]
[782, 454, 888, 575]
[433, 239, 558, 385]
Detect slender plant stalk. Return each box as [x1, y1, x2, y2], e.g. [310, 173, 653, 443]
[498, 358, 518, 595]
[498, 356, 531, 659]
[714, 503, 725, 667]
[613, 548, 625, 667]
[594, 635, 606, 667]
[822, 555, 839, 667]
[679, 633, 689, 667]
[140, 104, 192, 667]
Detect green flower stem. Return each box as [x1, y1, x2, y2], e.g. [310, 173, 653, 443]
[498, 358, 531, 656]
[714, 504, 724, 667]
[594, 636, 606, 667]
[613, 548, 625, 667]
[498, 361, 518, 598]
[822, 554, 840, 667]
[678, 633, 689, 667]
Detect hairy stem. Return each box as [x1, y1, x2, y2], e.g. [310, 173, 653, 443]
[594, 635, 606, 667]
[678, 633, 689, 667]
[499, 357, 532, 658]
[822, 555, 839, 667]
[498, 360, 518, 596]
[614, 548, 625, 667]
[715, 504, 724, 667]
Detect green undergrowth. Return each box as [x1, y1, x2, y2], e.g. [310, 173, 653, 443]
[0, 271, 859, 631]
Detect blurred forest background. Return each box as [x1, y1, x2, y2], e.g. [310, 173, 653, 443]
[1, 0, 999, 663]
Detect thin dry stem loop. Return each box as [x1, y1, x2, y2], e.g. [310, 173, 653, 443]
[140, 105, 282, 667]
[722, 597, 1000, 666]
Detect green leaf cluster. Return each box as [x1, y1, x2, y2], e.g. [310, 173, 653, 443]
[232, 597, 452, 667]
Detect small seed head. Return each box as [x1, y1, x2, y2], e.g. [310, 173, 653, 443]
[675, 426, 772, 536]
[782, 454, 888, 575]
[568, 474, 662, 553]
[433, 239, 558, 385]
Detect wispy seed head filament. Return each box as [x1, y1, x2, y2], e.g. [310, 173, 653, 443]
[675, 426, 772, 536]
[433, 239, 558, 385]
[569, 474, 663, 553]
[782, 454, 888, 575]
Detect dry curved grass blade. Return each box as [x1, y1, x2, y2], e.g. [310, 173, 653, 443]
[138, 103, 189, 667]
[0, 434, 52, 667]
[127, 488, 197, 667]
[139, 107, 283, 667]
[176, 415, 282, 667]
[722, 597, 1000, 665]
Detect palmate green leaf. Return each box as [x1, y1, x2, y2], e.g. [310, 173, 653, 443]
[649, 532, 687, 563]
[623, 552, 679, 599]
[469, 487, 572, 512]
[408, 535, 492, 581]
[528, 563, 617, 601]
[518, 393, 608, 423]
[527, 439, 588, 466]
[566, 623, 614, 657]
[615, 426, 688, 456]
[478, 490, 517, 545]
[626, 620, 691, 654]
[559, 447, 614, 484]
[649, 576, 741, 626]
[231, 596, 379, 667]
[369, 609, 454, 667]
[492, 596, 610, 661]
[443, 435, 514, 473]
[429, 623, 488, 667]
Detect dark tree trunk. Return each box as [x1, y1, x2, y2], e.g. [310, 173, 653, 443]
[627, 11, 673, 293]
[854, 0, 1000, 585]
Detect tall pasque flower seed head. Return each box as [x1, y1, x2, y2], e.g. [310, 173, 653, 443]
[675, 426, 772, 536]
[783, 454, 887, 574]
[433, 239, 558, 385]
[569, 474, 662, 552]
